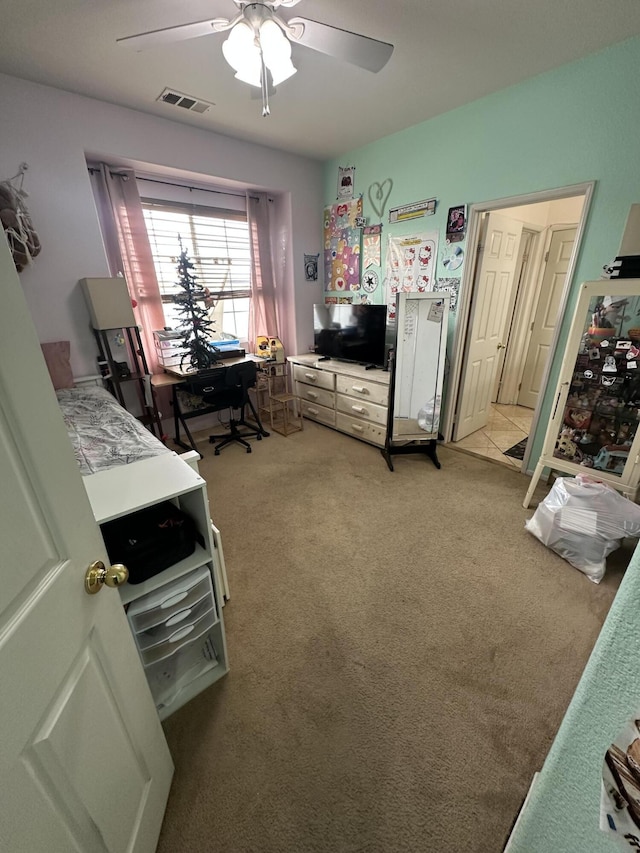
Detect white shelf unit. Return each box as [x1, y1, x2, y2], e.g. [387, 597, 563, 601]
[288, 354, 391, 447]
[83, 452, 229, 720]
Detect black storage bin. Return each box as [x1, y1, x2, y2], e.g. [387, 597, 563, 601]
[101, 501, 202, 584]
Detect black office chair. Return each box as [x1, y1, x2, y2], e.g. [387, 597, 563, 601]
[205, 361, 268, 455]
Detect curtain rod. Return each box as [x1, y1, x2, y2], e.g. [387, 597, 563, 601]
[87, 166, 269, 201]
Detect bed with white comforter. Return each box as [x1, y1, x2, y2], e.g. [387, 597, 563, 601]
[56, 385, 170, 475]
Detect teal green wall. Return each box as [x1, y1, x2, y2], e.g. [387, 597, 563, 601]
[507, 538, 640, 853]
[323, 36, 640, 470]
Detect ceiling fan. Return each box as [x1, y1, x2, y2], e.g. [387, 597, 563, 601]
[118, 0, 394, 116]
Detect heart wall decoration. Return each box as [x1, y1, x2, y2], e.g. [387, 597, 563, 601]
[368, 179, 393, 219]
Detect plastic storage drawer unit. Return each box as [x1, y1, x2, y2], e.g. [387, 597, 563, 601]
[127, 565, 220, 710]
[127, 566, 214, 633]
[146, 630, 219, 709]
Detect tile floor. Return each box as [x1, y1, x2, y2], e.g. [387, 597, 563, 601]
[451, 403, 534, 469]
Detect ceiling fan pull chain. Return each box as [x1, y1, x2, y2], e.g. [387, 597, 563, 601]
[260, 52, 270, 117]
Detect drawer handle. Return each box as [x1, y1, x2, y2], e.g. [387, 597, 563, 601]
[307, 391, 318, 399]
[165, 607, 193, 627]
[307, 407, 319, 415]
[351, 424, 364, 432]
[168, 624, 195, 644]
[352, 385, 367, 394]
[351, 405, 366, 414]
[160, 591, 189, 609]
[304, 373, 317, 381]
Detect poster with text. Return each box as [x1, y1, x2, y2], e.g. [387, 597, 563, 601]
[435, 277, 460, 312]
[383, 231, 439, 322]
[324, 198, 363, 292]
[363, 224, 382, 268]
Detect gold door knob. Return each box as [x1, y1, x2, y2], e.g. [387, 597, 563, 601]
[84, 561, 129, 595]
[497, 342, 506, 350]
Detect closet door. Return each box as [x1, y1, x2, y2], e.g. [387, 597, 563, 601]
[518, 226, 577, 409]
[454, 212, 523, 440]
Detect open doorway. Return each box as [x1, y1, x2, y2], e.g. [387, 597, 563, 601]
[444, 184, 594, 471]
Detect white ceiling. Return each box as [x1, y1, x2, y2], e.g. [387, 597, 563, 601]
[1, 0, 640, 161]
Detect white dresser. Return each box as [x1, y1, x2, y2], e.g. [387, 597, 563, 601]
[288, 354, 390, 447]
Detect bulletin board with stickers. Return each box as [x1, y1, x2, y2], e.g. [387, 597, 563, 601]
[528, 281, 640, 503]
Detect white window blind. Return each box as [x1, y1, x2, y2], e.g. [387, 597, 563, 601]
[142, 199, 251, 342]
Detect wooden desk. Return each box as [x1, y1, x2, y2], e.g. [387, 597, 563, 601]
[152, 355, 269, 454]
[163, 354, 264, 380]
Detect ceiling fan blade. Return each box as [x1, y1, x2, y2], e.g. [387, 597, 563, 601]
[286, 17, 393, 73]
[117, 17, 232, 51]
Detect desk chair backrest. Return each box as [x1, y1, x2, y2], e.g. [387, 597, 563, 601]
[200, 360, 257, 410]
[225, 360, 257, 396]
[207, 359, 266, 455]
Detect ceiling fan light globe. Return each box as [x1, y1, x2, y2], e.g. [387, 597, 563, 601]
[258, 18, 287, 50]
[222, 20, 259, 74]
[268, 59, 296, 86]
[234, 67, 262, 87]
[258, 18, 296, 86]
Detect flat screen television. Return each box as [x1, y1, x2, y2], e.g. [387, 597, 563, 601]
[313, 303, 387, 368]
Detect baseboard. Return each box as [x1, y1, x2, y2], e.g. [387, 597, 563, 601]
[502, 772, 540, 852]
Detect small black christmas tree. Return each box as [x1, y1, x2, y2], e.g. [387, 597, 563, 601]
[173, 239, 219, 371]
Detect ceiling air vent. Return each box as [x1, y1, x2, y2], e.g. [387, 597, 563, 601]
[156, 88, 214, 114]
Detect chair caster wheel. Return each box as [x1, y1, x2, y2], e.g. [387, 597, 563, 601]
[246, 447, 252, 453]
[214, 449, 220, 456]
[257, 434, 262, 441]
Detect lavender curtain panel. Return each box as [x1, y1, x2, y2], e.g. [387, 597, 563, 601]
[90, 165, 165, 375]
[247, 192, 279, 347]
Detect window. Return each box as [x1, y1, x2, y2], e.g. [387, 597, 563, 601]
[142, 200, 251, 342]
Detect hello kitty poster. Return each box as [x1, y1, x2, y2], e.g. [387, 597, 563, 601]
[384, 231, 439, 322]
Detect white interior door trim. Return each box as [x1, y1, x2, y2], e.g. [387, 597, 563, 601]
[442, 180, 595, 474]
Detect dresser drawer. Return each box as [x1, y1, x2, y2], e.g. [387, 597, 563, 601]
[336, 393, 387, 426]
[295, 381, 335, 409]
[335, 375, 389, 407]
[336, 413, 386, 446]
[300, 400, 336, 426]
[292, 364, 336, 391]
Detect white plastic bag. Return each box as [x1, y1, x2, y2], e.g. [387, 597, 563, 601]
[418, 395, 441, 433]
[525, 475, 640, 583]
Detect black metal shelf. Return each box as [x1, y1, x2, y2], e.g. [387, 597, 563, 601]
[94, 326, 164, 440]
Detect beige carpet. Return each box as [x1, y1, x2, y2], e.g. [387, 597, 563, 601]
[158, 422, 629, 853]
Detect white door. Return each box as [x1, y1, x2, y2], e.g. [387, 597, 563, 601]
[492, 230, 534, 403]
[453, 212, 523, 440]
[0, 235, 173, 853]
[518, 226, 576, 409]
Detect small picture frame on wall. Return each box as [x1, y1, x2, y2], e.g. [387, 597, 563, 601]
[304, 253, 319, 281]
[337, 166, 355, 200]
[446, 205, 467, 242]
